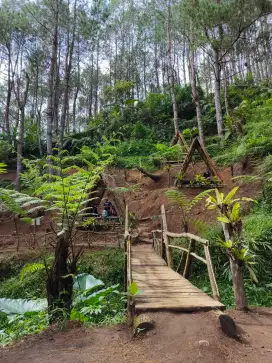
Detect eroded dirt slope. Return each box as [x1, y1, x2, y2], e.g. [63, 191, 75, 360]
[1, 309, 272, 363]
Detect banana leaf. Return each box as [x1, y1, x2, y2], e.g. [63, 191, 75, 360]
[73, 273, 104, 291]
[0, 298, 47, 315]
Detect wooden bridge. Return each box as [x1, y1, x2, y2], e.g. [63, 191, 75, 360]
[125, 205, 224, 316]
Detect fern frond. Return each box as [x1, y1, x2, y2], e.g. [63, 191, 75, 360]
[232, 175, 261, 185]
[188, 218, 207, 234]
[188, 189, 214, 211]
[165, 190, 189, 208]
[20, 263, 45, 280]
[27, 205, 47, 215]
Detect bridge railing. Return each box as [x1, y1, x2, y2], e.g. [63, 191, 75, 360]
[124, 205, 135, 324]
[152, 204, 220, 302]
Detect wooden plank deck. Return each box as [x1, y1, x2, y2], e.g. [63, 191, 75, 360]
[132, 244, 224, 312]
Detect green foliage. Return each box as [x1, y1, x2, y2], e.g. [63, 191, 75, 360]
[0, 298, 47, 315]
[20, 158, 45, 193]
[72, 281, 125, 326]
[78, 249, 124, 288]
[216, 93, 272, 166]
[73, 273, 104, 291]
[0, 163, 7, 175]
[115, 140, 184, 170]
[0, 189, 45, 227]
[165, 189, 212, 232]
[131, 122, 154, 140]
[0, 268, 47, 299]
[190, 174, 220, 187]
[205, 187, 258, 284]
[0, 140, 12, 164]
[0, 271, 125, 345]
[191, 274, 272, 310]
[20, 263, 46, 281]
[0, 311, 48, 345]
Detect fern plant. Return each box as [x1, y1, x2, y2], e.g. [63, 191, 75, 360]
[165, 189, 213, 233]
[34, 149, 112, 322]
[20, 263, 46, 280]
[1, 149, 113, 322]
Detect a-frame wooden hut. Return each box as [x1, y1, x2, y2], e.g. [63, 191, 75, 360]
[178, 137, 222, 185]
[170, 131, 190, 153]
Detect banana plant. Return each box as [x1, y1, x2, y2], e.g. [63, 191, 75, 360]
[205, 186, 257, 310]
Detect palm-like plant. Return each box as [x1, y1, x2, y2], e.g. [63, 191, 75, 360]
[0, 150, 113, 322]
[205, 187, 256, 310]
[165, 189, 215, 278]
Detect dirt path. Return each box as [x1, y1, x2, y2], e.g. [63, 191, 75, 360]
[1, 310, 272, 363]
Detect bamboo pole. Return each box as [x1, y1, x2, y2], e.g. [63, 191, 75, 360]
[161, 205, 173, 268]
[204, 244, 220, 301]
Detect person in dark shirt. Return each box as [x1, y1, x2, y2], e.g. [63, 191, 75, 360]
[92, 204, 99, 215]
[104, 199, 112, 215]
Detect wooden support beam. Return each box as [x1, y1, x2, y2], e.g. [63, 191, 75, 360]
[190, 252, 207, 265]
[168, 245, 189, 254]
[204, 245, 220, 301]
[166, 231, 208, 245]
[161, 205, 173, 269]
[183, 239, 193, 278]
[125, 204, 129, 237]
[180, 137, 222, 182]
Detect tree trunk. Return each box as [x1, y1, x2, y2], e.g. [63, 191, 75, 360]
[94, 39, 99, 115]
[4, 52, 12, 144]
[167, 4, 179, 134]
[223, 65, 230, 118]
[88, 52, 94, 118]
[72, 87, 79, 133]
[15, 108, 25, 191]
[60, 0, 77, 150]
[47, 3, 59, 171]
[213, 48, 223, 139]
[182, 42, 187, 85]
[15, 73, 30, 191]
[154, 40, 160, 91]
[37, 110, 43, 157]
[189, 48, 204, 145]
[229, 258, 248, 310]
[46, 233, 75, 323]
[221, 220, 248, 310]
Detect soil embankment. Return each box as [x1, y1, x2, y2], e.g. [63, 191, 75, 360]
[1, 309, 272, 363]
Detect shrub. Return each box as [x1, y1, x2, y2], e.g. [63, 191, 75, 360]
[0, 140, 12, 164]
[0, 269, 47, 299]
[78, 249, 125, 288]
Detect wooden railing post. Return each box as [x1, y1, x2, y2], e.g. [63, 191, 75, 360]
[125, 204, 129, 236]
[183, 239, 192, 278]
[161, 205, 173, 269]
[124, 234, 128, 292]
[204, 244, 220, 301]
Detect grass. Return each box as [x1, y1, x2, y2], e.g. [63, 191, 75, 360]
[191, 274, 272, 309]
[78, 249, 125, 288]
[0, 248, 125, 298]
